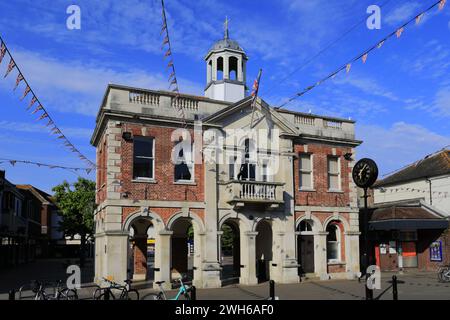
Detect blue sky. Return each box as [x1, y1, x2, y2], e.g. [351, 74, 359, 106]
[0, 0, 449, 193]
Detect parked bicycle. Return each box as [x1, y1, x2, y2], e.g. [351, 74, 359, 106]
[93, 277, 139, 300]
[33, 280, 78, 300]
[438, 265, 450, 282]
[141, 275, 192, 300]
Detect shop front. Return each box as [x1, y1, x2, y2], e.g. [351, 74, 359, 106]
[366, 200, 449, 272]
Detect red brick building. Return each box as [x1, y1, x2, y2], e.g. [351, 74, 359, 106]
[91, 28, 363, 288]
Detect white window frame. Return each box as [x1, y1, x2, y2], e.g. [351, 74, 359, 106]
[327, 156, 341, 192]
[299, 153, 314, 190]
[133, 137, 155, 181]
[326, 224, 341, 263]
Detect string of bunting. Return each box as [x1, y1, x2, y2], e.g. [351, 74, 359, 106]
[160, 0, 187, 128]
[0, 158, 94, 175]
[275, 0, 447, 110]
[0, 35, 96, 169]
[376, 186, 449, 198]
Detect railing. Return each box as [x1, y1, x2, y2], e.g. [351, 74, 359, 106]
[323, 120, 342, 130]
[295, 115, 315, 126]
[129, 90, 160, 105]
[240, 182, 276, 200]
[226, 180, 284, 205]
[171, 97, 199, 111]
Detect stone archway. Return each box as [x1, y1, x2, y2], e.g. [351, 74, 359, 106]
[296, 220, 315, 275]
[170, 218, 193, 280]
[220, 219, 240, 284]
[255, 219, 273, 283]
[128, 218, 154, 281]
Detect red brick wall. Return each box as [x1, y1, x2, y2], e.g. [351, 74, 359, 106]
[120, 124, 204, 202]
[417, 229, 450, 271]
[294, 143, 352, 207]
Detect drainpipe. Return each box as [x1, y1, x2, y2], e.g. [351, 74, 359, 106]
[426, 178, 432, 206]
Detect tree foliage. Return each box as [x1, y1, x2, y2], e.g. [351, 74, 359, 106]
[52, 177, 96, 239]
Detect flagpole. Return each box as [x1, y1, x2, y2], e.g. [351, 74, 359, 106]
[250, 69, 262, 129]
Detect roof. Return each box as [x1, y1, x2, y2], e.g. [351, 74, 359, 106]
[374, 149, 450, 187]
[16, 184, 55, 205]
[209, 38, 244, 53]
[368, 199, 449, 230]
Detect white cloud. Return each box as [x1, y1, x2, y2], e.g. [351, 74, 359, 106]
[434, 86, 450, 117]
[334, 74, 400, 102]
[384, 2, 421, 26]
[0, 49, 203, 116]
[0, 120, 92, 139]
[357, 122, 450, 175]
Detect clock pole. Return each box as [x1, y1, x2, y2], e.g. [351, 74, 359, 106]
[363, 186, 373, 300]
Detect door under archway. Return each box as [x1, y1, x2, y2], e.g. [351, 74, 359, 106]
[255, 220, 273, 283]
[128, 218, 154, 281]
[297, 220, 315, 276]
[170, 218, 194, 280]
[220, 220, 240, 285]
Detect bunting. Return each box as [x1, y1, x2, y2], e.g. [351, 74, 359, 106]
[14, 73, 24, 90]
[0, 36, 96, 169]
[4, 58, 15, 78]
[0, 158, 96, 175]
[276, 0, 447, 110]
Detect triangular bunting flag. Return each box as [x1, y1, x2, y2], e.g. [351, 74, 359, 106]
[167, 60, 174, 68]
[31, 105, 43, 114]
[170, 78, 177, 86]
[20, 86, 31, 100]
[37, 112, 48, 121]
[160, 23, 167, 36]
[57, 134, 66, 140]
[362, 53, 368, 64]
[0, 43, 6, 64]
[9, 160, 16, 166]
[439, 0, 446, 10]
[168, 71, 175, 81]
[46, 119, 53, 127]
[162, 36, 169, 45]
[86, 168, 92, 174]
[377, 40, 385, 49]
[4, 58, 15, 78]
[415, 13, 424, 25]
[164, 49, 172, 58]
[27, 96, 37, 110]
[346, 63, 351, 73]
[396, 27, 404, 38]
[14, 73, 24, 91]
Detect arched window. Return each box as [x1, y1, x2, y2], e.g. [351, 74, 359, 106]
[207, 60, 212, 83]
[298, 220, 313, 232]
[229, 56, 238, 80]
[326, 223, 341, 262]
[217, 57, 224, 80]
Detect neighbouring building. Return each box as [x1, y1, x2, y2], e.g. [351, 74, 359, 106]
[91, 26, 363, 288]
[363, 149, 450, 272]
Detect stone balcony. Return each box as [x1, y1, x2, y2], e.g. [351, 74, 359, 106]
[222, 180, 285, 209]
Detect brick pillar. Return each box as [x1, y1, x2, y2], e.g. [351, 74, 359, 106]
[133, 235, 148, 281]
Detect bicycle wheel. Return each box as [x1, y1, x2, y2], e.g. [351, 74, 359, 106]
[141, 293, 163, 300]
[126, 289, 140, 300]
[60, 289, 78, 300]
[438, 266, 449, 282]
[442, 267, 450, 283]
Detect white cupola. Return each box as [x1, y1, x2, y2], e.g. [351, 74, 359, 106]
[204, 18, 247, 103]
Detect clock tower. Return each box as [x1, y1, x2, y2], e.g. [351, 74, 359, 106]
[204, 18, 248, 103]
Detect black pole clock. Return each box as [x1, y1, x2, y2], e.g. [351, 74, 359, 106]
[352, 158, 378, 300]
[352, 158, 378, 189]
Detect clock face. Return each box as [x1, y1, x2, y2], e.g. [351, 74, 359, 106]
[352, 158, 378, 188]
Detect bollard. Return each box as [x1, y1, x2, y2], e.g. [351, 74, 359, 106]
[392, 275, 398, 300]
[104, 289, 110, 300]
[269, 280, 275, 300]
[190, 286, 196, 300]
[365, 274, 373, 300]
[8, 289, 15, 300]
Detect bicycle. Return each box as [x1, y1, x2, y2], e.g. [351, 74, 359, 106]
[93, 278, 139, 300]
[33, 280, 78, 300]
[141, 276, 192, 300]
[438, 265, 450, 282]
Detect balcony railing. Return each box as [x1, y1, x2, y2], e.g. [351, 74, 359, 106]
[224, 180, 284, 207]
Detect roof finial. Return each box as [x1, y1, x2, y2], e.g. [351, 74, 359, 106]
[224, 16, 229, 39]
